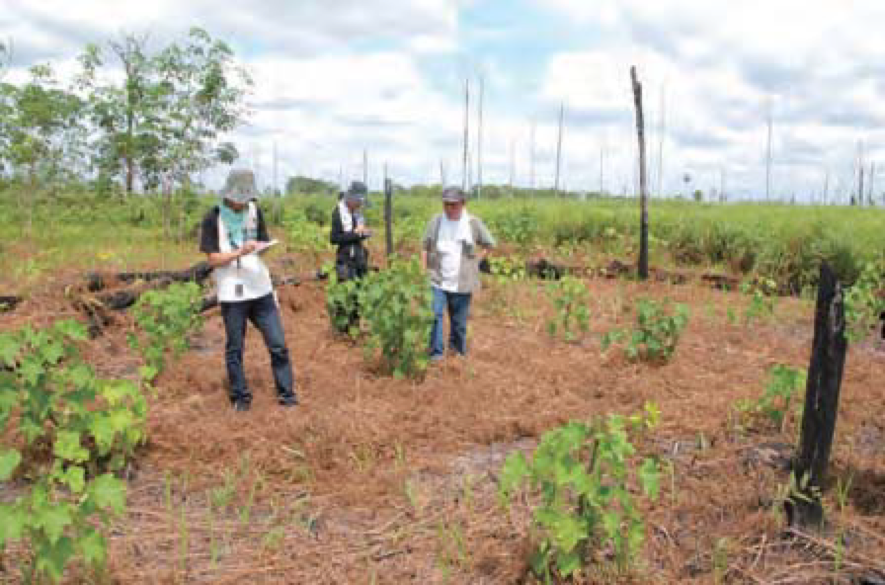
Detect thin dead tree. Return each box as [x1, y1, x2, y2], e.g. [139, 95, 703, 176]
[822, 168, 829, 205]
[599, 143, 605, 195]
[554, 102, 565, 196]
[868, 161, 875, 206]
[630, 66, 650, 280]
[439, 159, 446, 187]
[362, 148, 368, 189]
[529, 119, 537, 194]
[508, 137, 516, 196]
[462, 78, 470, 191]
[765, 98, 773, 202]
[383, 163, 393, 261]
[855, 140, 864, 207]
[657, 83, 667, 196]
[476, 74, 484, 200]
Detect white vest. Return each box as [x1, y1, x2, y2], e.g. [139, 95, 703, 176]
[215, 202, 273, 303]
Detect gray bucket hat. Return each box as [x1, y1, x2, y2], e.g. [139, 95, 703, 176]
[220, 169, 258, 204]
[344, 180, 367, 204]
[441, 186, 466, 202]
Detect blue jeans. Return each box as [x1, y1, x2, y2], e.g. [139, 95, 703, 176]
[430, 287, 472, 358]
[220, 293, 296, 404]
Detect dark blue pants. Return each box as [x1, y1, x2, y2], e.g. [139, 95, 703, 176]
[430, 287, 472, 358]
[220, 293, 295, 405]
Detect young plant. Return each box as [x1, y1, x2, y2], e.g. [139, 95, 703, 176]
[324, 263, 363, 337]
[128, 281, 203, 372]
[0, 320, 145, 583]
[844, 261, 885, 342]
[741, 278, 777, 324]
[499, 410, 660, 580]
[734, 364, 806, 433]
[602, 299, 689, 363]
[546, 276, 591, 341]
[357, 258, 435, 379]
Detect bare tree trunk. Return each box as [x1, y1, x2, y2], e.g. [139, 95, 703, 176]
[631, 66, 649, 281]
[657, 84, 666, 196]
[476, 74, 484, 200]
[856, 141, 864, 207]
[509, 137, 516, 196]
[765, 98, 773, 202]
[529, 119, 536, 195]
[384, 167, 393, 261]
[868, 161, 875, 206]
[599, 145, 605, 195]
[822, 168, 829, 205]
[554, 102, 565, 197]
[439, 159, 446, 186]
[363, 148, 368, 189]
[786, 262, 848, 530]
[462, 78, 470, 191]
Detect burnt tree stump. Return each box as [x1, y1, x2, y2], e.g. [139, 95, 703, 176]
[785, 262, 848, 530]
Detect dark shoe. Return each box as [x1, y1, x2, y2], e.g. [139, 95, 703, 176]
[278, 395, 299, 407]
[232, 400, 251, 412]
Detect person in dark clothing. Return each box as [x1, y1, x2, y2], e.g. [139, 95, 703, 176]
[329, 181, 371, 332]
[199, 168, 298, 412]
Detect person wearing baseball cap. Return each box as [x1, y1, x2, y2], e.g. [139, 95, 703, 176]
[199, 168, 298, 411]
[420, 186, 496, 360]
[329, 180, 372, 333]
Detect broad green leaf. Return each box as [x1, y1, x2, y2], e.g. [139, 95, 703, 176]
[89, 474, 126, 514]
[62, 465, 86, 494]
[54, 319, 88, 341]
[0, 503, 26, 545]
[639, 458, 660, 499]
[0, 449, 21, 481]
[556, 549, 582, 577]
[90, 415, 116, 454]
[79, 527, 107, 567]
[54, 430, 89, 463]
[36, 503, 74, 545]
[36, 536, 74, 583]
[602, 510, 621, 539]
[0, 333, 20, 367]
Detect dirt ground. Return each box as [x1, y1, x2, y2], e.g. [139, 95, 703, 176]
[2, 257, 885, 584]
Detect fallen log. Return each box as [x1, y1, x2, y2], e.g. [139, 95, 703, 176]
[85, 261, 212, 292]
[701, 272, 739, 291]
[0, 295, 23, 312]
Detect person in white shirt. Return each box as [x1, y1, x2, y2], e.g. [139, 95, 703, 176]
[199, 169, 297, 411]
[420, 187, 496, 360]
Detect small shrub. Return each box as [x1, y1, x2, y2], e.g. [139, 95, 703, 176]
[602, 299, 689, 363]
[499, 407, 660, 580]
[358, 258, 434, 379]
[734, 364, 806, 433]
[845, 261, 885, 342]
[0, 320, 145, 582]
[546, 276, 590, 341]
[128, 282, 203, 374]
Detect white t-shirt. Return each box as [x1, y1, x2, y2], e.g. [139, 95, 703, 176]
[436, 217, 464, 293]
[216, 204, 274, 302]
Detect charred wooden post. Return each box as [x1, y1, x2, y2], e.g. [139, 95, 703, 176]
[630, 66, 650, 280]
[786, 262, 848, 529]
[384, 177, 394, 260]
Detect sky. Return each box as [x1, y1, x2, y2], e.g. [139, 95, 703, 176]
[3, 0, 884, 201]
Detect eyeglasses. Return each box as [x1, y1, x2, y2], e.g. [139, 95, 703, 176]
[443, 201, 463, 207]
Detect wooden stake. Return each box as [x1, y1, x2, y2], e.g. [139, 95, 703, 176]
[384, 166, 393, 261]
